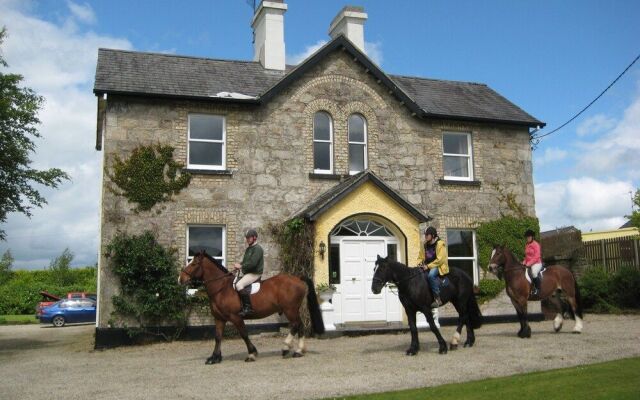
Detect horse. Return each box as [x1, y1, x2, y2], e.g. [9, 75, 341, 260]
[371, 255, 482, 355]
[488, 245, 583, 337]
[179, 251, 325, 364]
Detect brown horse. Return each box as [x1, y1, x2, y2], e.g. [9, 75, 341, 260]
[179, 251, 324, 364]
[488, 245, 583, 338]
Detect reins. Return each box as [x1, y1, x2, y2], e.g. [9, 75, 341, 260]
[373, 265, 423, 288]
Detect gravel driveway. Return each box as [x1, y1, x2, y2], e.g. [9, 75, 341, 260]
[1, 315, 639, 400]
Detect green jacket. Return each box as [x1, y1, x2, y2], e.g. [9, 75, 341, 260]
[241, 243, 264, 275]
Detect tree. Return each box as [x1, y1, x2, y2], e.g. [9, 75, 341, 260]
[627, 189, 640, 229]
[0, 27, 69, 240]
[49, 247, 73, 272]
[0, 249, 13, 284]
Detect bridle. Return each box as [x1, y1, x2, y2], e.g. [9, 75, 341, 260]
[372, 263, 423, 289]
[490, 249, 527, 275]
[181, 256, 234, 286]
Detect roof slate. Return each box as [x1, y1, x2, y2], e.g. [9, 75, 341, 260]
[94, 36, 543, 127]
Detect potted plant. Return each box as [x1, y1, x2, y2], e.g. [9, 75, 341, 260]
[316, 282, 336, 303]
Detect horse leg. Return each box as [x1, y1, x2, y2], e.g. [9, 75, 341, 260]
[283, 306, 305, 358]
[282, 329, 295, 358]
[565, 294, 583, 334]
[205, 319, 225, 365]
[228, 315, 258, 362]
[423, 307, 448, 354]
[405, 310, 420, 356]
[510, 297, 530, 338]
[449, 300, 463, 350]
[548, 290, 564, 332]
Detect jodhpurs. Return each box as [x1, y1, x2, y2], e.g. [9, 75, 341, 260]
[427, 267, 441, 296]
[235, 273, 261, 291]
[529, 263, 543, 278]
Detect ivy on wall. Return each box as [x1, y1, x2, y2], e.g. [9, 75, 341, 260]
[105, 231, 188, 339]
[106, 144, 191, 212]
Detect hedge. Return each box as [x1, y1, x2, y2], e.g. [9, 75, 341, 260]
[579, 265, 640, 312]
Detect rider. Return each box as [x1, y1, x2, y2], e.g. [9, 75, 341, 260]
[420, 226, 449, 308]
[524, 229, 542, 296]
[232, 229, 264, 317]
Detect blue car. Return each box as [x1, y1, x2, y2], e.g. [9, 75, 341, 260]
[39, 298, 96, 327]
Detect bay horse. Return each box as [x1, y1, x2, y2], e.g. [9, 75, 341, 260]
[488, 245, 583, 338]
[179, 251, 324, 364]
[371, 255, 482, 355]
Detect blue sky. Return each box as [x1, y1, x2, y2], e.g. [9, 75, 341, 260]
[0, 0, 639, 268]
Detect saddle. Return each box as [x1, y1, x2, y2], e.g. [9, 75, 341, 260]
[422, 270, 450, 288]
[233, 276, 262, 294]
[525, 265, 545, 284]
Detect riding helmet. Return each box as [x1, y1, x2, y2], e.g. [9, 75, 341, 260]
[245, 228, 258, 239]
[425, 226, 438, 237]
[524, 229, 536, 238]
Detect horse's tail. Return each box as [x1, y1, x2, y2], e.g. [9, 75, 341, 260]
[573, 275, 583, 319]
[467, 291, 483, 329]
[303, 277, 325, 335]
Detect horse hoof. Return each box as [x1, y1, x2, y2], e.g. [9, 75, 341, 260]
[245, 354, 257, 362]
[572, 330, 581, 334]
[282, 349, 290, 358]
[439, 347, 448, 355]
[464, 342, 473, 348]
[292, 352, 303, 358]
[405, 348, 418, 356]
[206, 355, 222, 365]
[449, 344, 458, 351]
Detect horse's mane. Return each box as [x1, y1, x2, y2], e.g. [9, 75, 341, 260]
[500, 246, 523, 265]
[202, 252, 229, 273]
[386, 259, 411, 271]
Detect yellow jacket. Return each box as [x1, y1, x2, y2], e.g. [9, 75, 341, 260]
[418, 239, 449, 276]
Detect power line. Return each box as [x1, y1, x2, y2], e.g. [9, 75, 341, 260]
[531, 52, 640, 145]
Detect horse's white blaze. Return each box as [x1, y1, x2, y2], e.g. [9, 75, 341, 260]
[296, 336, 306, 354]
[573, 316, 583, 333]
[490, 249, 496, 260]
[451, 331, 461, 345]
[283, 333, 294, 350]
[553, 313, 563, 331]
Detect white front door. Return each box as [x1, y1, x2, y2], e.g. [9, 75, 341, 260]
[340, 239, 386, 322]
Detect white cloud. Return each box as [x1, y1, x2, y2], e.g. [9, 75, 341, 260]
[535, 147, 567, 166]
[66, 1, 96, 25]
[576, 114, 616, 136]
[536, 178, 634, 232]
[0, 1, 132, 269]
[364, 41, 383, 65]
[287, 39, 327, 65]
[574, 88, 640, 179]
[286, 39, 383, 66]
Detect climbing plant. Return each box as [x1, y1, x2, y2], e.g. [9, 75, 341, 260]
[105, 230, 188, 339]
[106, 144, 191, 212]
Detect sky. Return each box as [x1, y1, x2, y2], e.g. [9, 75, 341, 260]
[0, 0, 638, 269]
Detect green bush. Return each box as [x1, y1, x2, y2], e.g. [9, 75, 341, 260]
[105, 231, 188, 337]
[578, 266, 615, 312]
[0, 267, 97, 314]
[476, 215, 540, 270]
[477, 279, 505, 304]
[610, 266, 640, 308]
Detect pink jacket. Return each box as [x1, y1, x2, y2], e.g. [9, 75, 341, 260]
[524, 240, 541, 266]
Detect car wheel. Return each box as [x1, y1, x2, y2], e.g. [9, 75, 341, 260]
[52, 315, 65, 327]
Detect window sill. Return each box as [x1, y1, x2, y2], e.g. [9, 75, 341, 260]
[309, 173, 344, 181]
[438, 179, 481, 187]
[183, 168, 233, 176]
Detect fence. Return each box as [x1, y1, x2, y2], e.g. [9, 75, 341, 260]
[583, 235, 640, 273]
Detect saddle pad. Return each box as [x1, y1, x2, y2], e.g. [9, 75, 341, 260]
[524, 268, 543, 284]
[250, 282, 261, 295]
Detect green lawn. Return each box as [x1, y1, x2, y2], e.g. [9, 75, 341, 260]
[0, 314, 39, 325]
[330, 357, 640, 400]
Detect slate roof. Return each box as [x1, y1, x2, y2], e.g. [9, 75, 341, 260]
[94, 35, 544, 127]
[295, 170, 430, 222]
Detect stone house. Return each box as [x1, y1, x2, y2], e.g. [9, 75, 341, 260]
[93, 2, 543, 333]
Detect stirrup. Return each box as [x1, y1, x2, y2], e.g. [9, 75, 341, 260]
[430, 297, 442, 308]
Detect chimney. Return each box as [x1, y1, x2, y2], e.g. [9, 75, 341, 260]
[251, 0, 287, 70]
[328, 6, 368, 53]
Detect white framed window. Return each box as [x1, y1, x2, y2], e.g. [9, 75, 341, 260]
[446, 229, 478, 284]
[186, 225, 226, 266]
[348, 114, 368, 174]
[313, 111, 333, 174]
[188, 114, 226, 170]
[443, 131, 473, 181]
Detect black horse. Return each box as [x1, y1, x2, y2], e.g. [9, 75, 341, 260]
[371, 255, 482, 355]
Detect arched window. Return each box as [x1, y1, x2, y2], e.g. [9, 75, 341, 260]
[313, 112, 333, 173]
[348, 114, 367, 174]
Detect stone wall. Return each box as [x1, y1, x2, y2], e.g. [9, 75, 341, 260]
[97, 49, 535, 327]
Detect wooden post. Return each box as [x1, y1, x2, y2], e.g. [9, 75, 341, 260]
[634, 239, 639, 269]
[601, 239, 606, 270]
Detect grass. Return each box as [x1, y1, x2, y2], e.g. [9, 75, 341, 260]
[0, 314, 39, 325]
[328, 357, 640, 400]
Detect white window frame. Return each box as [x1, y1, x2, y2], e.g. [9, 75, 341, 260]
[442, 131, 473, 181]
[186, 225, 226, 267]
[348, 113, 368, 175]
[313, 111, 334, 174]
[447, 229, 478, 285]
[187, 114, 226, 170]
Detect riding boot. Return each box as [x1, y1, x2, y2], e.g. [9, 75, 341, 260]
[430, 296, 443, 308]
[238, 289, 253, 317]
[532, 276, 541, 296]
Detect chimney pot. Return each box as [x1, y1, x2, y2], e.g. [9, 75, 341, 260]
[328, 6, 368, 53]
[252, 1, 287, 70]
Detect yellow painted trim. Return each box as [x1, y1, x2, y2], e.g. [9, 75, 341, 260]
[582, 227, 640, 242]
